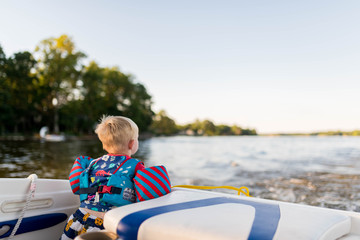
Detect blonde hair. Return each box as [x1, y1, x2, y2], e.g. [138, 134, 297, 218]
[95, 115, 138, 153]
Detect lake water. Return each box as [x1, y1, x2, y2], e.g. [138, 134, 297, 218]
[1, 136, 360, 211]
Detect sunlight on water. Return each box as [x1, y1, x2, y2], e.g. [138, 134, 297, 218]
[1, 136, 360, 211]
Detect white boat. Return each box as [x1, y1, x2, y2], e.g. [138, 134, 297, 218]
[1, 176, 360, 240]
[39, 127, 66, 142]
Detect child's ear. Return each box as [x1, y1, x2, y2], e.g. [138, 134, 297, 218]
[128, 139, 134, 150]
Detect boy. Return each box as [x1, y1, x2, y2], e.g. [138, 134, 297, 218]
[60, 116, 144, 240]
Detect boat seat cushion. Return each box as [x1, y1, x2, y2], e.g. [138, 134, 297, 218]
[274, 203, 351, 240]
[104, 189, 352, 240]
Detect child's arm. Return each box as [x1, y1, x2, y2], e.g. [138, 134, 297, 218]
[69, 156, 93, 195]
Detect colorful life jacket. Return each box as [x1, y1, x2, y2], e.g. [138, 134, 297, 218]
[79, 157, 140, 207]
[134, 165, 172, 202]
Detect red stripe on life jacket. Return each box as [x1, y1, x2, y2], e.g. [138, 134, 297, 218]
[69, 171, 82, 180]
[142, 170, 168, 194]
[70, 179, 79, 186]
[70, 166, 83, 174]
[134, 178, 155, 200]
[72, 186, 80, 193]
[152, 166, 171, 190]
[136, 172, 165, 196]
[134, 185, 146, 201]
[73, 160, 81, 166]
[71, 165, 82, 170]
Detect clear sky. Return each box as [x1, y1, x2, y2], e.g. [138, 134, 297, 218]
[1, 0, 360, 134]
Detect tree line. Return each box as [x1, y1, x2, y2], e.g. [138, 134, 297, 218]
[0, 35, 153, 135]
[0, 35, 256, 137]
[272, 130, 360, 137]
[150, 110, 257, 136]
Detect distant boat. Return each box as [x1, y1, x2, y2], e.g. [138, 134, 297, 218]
[39, 126, 65, 142]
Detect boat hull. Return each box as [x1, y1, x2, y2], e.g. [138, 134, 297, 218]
[2, 178, 360, 240]
[0, 178, 79, 240]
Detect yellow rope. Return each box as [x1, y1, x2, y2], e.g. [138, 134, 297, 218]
[172, 185, 252, 197]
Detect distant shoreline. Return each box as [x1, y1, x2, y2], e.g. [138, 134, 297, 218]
[1, 131, 360, 142]
[260, 130, 360, 137]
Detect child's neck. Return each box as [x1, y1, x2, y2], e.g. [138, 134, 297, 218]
[107, 151, 131, 157]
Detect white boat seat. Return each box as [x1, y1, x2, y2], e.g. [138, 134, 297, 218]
[104, 189, 351, 240]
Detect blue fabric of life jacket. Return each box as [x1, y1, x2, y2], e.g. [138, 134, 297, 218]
[79, 157, 140, 207]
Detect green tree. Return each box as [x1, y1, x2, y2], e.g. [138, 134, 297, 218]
[202, 120, 216, 136]
[179, 120, 257, 136]
[62, 61, 107, 133]
[0, 45, 11, 134]
[5, 51, 39, 133]
[123, 82, 153, 131]
[216, 124, 233, 135]
[190, 119, 203, 135]
[0, 36, 155, 135]
[241, 128, 257, 135]
[231, 125, 243, 135]
[80, 62, 154, 132]
[150, 110, 178, 136]
[35, 35, 86, 133]
[352, 130, 360, 136]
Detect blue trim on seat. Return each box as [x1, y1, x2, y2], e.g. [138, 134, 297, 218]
[117, 197, 280, 240]
[0, 213, 67, 238]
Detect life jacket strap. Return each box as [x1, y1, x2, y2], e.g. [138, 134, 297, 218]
[79, 185, 122, 195]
